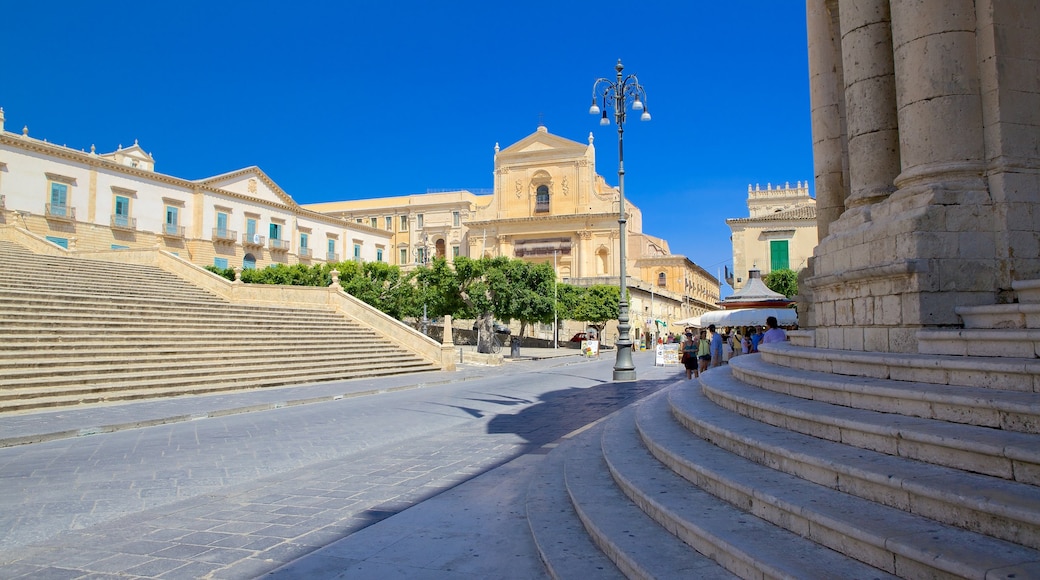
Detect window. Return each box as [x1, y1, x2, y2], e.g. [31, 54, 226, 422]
[300, 232, 309, 249]
[535, 185, 549, 213]
[164, 205, 180, 235]
[400, 248, 407, 264]
[111, 244, 130, 250]
[385, 216, 392, 231]
[353, 243, 361, 261]
[657, 272, 667, 287]
[216, 212, 229, 237]
[243, 253, 256, 270]
[114, 195, 130, 227]
[327, 238, 338, 261]
[370, 217, 378, 228]
[376, 248, 383, 262]
[770, 240, 790, 271]
[246, 218, 257, 237]
[452, 211, 460, 227]
[269, 223, 281, 240]
[50, 182, 69, 216]
[214, 257, 228, 269]
[452, 245, 460, 258]
[45, 236, 69, 249]
[417, 214, 424, 229]
[416, 247, 427, 264]
[356, 218, 363, 224]
[400, 215, 408, 231]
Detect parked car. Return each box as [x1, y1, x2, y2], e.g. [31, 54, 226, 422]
[473, 321, 512, 335]
[569, 332, 587, 343]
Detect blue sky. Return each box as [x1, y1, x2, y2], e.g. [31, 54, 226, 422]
[0, 1, 813, 292]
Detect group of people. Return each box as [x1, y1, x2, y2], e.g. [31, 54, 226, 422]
[679, 316, 788, 380]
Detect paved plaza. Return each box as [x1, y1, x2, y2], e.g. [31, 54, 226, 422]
[0, 348, 681, 578]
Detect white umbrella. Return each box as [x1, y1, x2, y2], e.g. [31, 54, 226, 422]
[671, 316, 701, 328]
[699, 308, 797, 328]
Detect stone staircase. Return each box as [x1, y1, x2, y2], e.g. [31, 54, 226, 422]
[528, 279, 1040, 579]
[0, 240, 440, 413]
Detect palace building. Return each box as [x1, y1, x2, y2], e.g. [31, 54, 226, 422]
[0, 112, 718, 342]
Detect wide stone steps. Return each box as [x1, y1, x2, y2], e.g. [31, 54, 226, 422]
[0, 239, 440, 414]
[641, 386, 1040, 578]
[0, 358, 437, 413]
[730, 351, 1040, 433]
[756, 342, 1040, 392]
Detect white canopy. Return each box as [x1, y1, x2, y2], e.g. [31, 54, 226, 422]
[699, 308, 797, 329]
[671, 316, 701, 328]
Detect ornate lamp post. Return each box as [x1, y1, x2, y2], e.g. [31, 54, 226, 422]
[413, 234, 432, 335]
[590, 59, 651, 382]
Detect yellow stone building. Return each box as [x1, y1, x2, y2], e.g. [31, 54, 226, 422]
[305, 125, 719, 344]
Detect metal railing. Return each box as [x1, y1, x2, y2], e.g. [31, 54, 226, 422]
[269, 238, 291, 251]
[161, 223, 185, 238]
[111, 214, 137, 230]
[243, 233, 266, 246]
[45, 203, 75, 220]
[299, 247, 312, 259]
[213, 228, 238, 242]
[326, 252, 339, 262]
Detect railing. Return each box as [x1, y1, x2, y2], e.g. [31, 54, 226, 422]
[111, 214, 137, 230]
[161, 223, 185, 238]
[535, 201, 550, 213]
[45, 203, 75, 220]
[212, 228, 238, 242]
[269, 238, 291, 251]
[242, 233, 266, 246]
[299, 247, 312, 259]
[326, 252, 339, 262]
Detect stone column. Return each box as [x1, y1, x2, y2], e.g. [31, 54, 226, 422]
[839, 0, 900, 208]
[889, 0, 986, 190]
[806, 0, 848, 240]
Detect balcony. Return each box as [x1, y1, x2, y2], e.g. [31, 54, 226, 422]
[161, 223, 185, 238]
[45, 203, 76, 222]
[326, 252, 339, 262]
[212, 228, 238, 244]
[111, 214, 137, 231]
[243, 233, 266, 247]
[299, 247, 313, 259]
[269, 238, 291, 252]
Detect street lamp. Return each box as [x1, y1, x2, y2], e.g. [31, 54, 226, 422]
[413, 234, 432, 335]
[590, 59, 650, 382]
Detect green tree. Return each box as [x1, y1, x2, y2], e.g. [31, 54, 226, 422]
[764, 267, 799, 298]
[338, 261, 415, 320]
[571, 284, 621, 339]
[500, 260, 556, 339]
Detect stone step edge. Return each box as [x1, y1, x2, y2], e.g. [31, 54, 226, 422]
[641, 385, 1040, 578]
[524, 427, 628, 580]
[701, 364, 1040, 484]
[564, 450, 741, 579]
[0, 365, 442, 415]
[604, 399, 901, 579]
[0, 358, 439, 394]
[0, 351, 425, 382]
[757, 343, 1040, 391]
[730, 353, 1040, 433]
[676, 377, 1040, 549]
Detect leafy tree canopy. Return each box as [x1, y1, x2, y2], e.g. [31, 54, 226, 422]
[764, 268, 799, 298]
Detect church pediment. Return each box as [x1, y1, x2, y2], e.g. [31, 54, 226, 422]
[496, 126, 588, 159]
[198, 167, 298, 208]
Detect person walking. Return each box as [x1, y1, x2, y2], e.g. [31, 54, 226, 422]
[681, 332, 698, 380]
[697, 329, 711, 374]
[708, 324, 724, 367]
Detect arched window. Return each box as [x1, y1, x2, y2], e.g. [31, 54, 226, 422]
[657, 272, 667, 287]
[597, 247, 609, 275]
[535, 185, 550, 213]
[435, 238, 446, 259]
[243, 253, 256, 270]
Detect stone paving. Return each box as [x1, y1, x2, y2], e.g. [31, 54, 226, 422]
[0, 348, 679, 578]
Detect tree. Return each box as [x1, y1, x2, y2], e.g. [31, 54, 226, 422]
[500, 260, 556, 339]
[571, 284, 621, 339]
[764, 268, 799, 298]
[337, 261, 416, 320]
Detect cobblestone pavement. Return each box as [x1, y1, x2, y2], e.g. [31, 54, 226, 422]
[0, 349, 679, 578]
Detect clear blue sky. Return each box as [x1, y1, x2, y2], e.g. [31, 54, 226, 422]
[0, 1, 813, 293]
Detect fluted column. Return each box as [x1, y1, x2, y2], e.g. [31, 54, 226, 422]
[840, 0, 900, 207]
[806, 0, 848, 240]
[890, 0, 986, 189]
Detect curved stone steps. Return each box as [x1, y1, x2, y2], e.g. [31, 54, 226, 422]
[730, 353, 1040, 433]
[676, 374, 1040, 550]
[606, 399, 900, 579]
[638, 385, 1040, 578]
[758, 342, 1040, 392]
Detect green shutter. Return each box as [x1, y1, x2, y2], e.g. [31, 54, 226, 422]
[770, 240, 790, 271]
